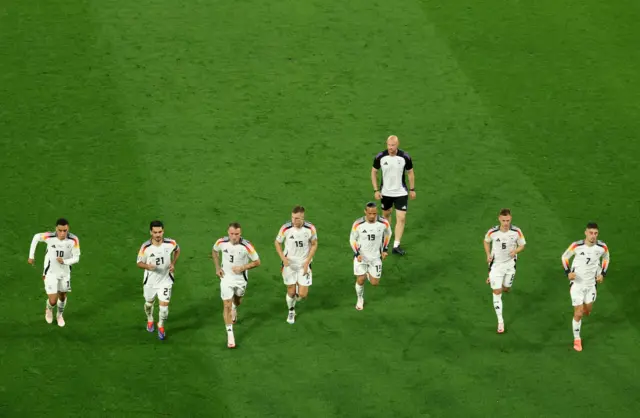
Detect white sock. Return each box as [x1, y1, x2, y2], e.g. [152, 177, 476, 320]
[226, 324, 233, 333]
[355, 283, 364, 299]
[493, 293, 503, 323]
[46, 300, 55, 311]
[144, 302, 154, 321]
[286, 294, 296, 310]
[572, 319, 582, 340]
[393, 240, 400, 248]
[158, 305, 169, 327]
[57, 299, 67, 316]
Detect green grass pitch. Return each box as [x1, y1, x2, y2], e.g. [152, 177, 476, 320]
[1, 0, 640, 417]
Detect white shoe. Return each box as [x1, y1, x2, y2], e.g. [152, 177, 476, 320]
[227, 333, 236, 349]
[287, 310, 296, 324]
[497, 322, 504, 334]
[45, 309, 53, 324]
[355, 298, 364, 311]
[57, 314, 66, 327]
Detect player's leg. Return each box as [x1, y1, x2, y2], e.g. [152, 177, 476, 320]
[582, 286, 597, 317]
[55, 277, 72, 327]
[502, 272, 516, 293]
[56, 292, 67, 327]
[283, 266, 298, 323]
[570, 284, 586, 351]
[143, 286, 157, 332]
[222, 298, 235, 348]
[381, 196, 394, 222]
[489, 268, 505, 333]
[353, 258, 367, 310]
[156, 286, 172, 340]
[392, 196, 408, 255]
[232, 293, 243, 324]
[43, 276, 58, 324]
[290, 275, 312, 323]
[368, 259, 382, 286]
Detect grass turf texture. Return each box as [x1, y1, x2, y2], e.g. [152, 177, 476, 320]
[1, 0, 639, 417]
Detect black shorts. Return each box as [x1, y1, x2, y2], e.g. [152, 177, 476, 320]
[381, 195, 408, 211]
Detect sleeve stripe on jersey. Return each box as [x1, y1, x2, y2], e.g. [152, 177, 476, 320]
[486, 227, 499, 237]
[42, 232, 56, 240]
[138, 240, 152, 256]
[510, 226, 524, 238]
[215, 237, 229, 247]
[240, 240, 256, 254]
[352, 219, 365, 231]
[279, 224, 294, 235]
[303, 222, 317, 234]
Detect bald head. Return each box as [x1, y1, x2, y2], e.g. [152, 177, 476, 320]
[386, 135, 399, 155]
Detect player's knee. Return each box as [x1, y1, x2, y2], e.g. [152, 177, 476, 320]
[370, 279, 380, 286]
[502, 287, 511, 293]
[492, 289, 502, 295]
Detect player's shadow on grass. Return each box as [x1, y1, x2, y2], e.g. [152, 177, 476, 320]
[165, 296, 218, 336]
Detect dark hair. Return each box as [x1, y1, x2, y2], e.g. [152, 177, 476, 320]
[365, 202, 377, 209]
[499, 208, 511, 216]
[586, 222, 599, 230]
[292, 205, 305, 214]
[228, 222, 242, 229]
[56, 218, 69, 226]
[149, 220, 164, 230]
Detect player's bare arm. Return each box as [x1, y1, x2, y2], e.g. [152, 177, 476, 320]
[137, 261, 156, 271]
[483, 241, 493, 263]
[232, 259, 261, 274]
[274, 240, 289, 267]
[407, 168, 416, 200]
[371, 167, 381, 200]
[169, 247, 181, 272]
[509, 244, 525, 258]
[212, 249, 224, 278]
[303, 239, 318, 273]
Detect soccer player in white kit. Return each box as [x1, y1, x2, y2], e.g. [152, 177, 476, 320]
[28, 218, 80, 327]
[212, 222, 261, 348]
[350, 202, 392, 310]
[483, 208, 526, 333]
[561, 222, 610, 352]
[274, 205, 318, 324]
[136, 220, 181, 341]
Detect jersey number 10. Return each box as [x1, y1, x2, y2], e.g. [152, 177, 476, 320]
[56, 250, 65, 257]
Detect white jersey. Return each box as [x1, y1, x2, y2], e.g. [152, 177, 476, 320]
[350, 216, 392, 260]
[372, 149, 414, 197]
[213, 237, 260, 281]
[137, 238, 179, 287]
[275, 221, 317, 267]
[29, 232, 81, 278]
[484, 225, 526, 265]
[562, 240, 610, 286]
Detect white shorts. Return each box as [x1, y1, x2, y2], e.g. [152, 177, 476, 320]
[220, 278, 246, 300]
[43, 275, 71, 294]
[353, 257, 382, 279]
[489, 265, 515, 290]
[143, 285, 173, 303]
[282, 265, 312, 286]
[570, 283, 597, 306]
